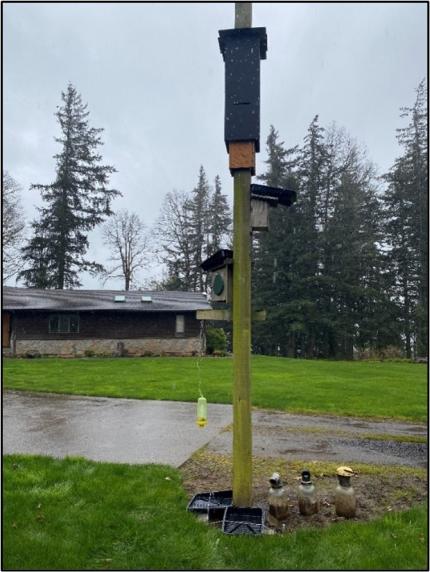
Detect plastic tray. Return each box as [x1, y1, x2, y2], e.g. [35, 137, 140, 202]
[187, 490, 233, 521]
[222, 506, 264, 535]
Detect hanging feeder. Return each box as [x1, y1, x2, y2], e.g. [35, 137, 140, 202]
[196, 396, 208, 428]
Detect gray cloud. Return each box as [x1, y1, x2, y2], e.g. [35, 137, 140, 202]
[4, 2, 427, 287]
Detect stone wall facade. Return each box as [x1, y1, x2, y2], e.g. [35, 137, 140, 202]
[13, 337, 204, 358]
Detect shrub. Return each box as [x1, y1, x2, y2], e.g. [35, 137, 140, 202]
[356, 345, 406, 361]
[212, 349, 227, 357]
[84, 349, 95, 358]
[206, 327, 227, 355]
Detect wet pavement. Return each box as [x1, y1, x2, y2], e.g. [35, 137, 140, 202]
[3, 391, 232, 467]
[3, 390, 427, 468]
[207, 409, 428, 468]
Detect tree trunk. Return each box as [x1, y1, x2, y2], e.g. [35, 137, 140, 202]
[287, 334, 295, 358]
[403, 278, 412, 359]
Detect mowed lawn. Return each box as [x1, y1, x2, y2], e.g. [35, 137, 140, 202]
[3, 356, 427, 421]
[3, 455, 428, 571]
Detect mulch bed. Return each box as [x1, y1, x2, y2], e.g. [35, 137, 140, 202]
[180, 450, 427, 533]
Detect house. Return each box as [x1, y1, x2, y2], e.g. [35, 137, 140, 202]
[2, 287, 211, 358]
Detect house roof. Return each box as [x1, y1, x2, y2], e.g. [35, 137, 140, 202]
[2, 287, 211, 313]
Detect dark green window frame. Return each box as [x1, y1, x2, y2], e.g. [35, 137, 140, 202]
[48, 314, 80, 334]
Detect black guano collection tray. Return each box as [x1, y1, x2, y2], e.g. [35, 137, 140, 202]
[222, 506, 264, 535]
[187, 490, 233, 521]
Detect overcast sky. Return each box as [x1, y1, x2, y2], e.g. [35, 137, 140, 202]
[3, 2, 427, 289]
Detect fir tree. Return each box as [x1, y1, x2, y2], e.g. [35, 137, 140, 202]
[398, 79, 428, 356]
[316, 129, 392, 358]
[383, 80, 428, 357]
[293, 116, 328, 357]
[252, 126, 299, 355]
[187, 166, 211, 292]
[253, 121, 391, 359]
[207, 175, 232, 256]
[20, 84, 119, 289]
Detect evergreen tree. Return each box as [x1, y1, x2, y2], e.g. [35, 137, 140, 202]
[20, 84, 119, 289]
[293, 116, 328, 357]
[312, 127, 394, 358]
[187, 166, 210, 292]
[207, 175, 232, 256]
[382, 158, 415, 357]
[324, 142, 377, 357]
[253, 121, 391, 359]
[254, 118, 330, 358]
[399, 79, 428, 356]
[252, 125, 299, 355]
[382, 80, 428, 357]
[18, 228, 52, 289]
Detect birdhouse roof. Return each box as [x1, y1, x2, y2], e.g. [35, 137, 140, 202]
[201, 249, 233, 272]
[250, 184, 297, 207]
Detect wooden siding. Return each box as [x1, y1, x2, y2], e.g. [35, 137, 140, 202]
[2, 312, 11, 347]
[13, 311, 200, 340]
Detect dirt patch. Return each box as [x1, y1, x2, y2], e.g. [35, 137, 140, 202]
[180, 449, 427, 533]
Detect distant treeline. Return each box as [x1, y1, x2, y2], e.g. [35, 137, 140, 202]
[156, 81, 427, 360]
[251, 81, 427, 360]
[8, 81, 427, 360]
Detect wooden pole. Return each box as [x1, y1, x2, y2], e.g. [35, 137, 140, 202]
[232, 2, 253, 507]
[232, 169, 252, 506]
[235, 2, 252, 28]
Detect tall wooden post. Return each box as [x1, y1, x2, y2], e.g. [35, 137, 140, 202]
[232, 2, 253, 507]
[232, 169, 252, 506]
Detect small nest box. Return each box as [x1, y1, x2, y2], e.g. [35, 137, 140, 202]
[250, 184, 297, 231]
[201, 249, 233, 304]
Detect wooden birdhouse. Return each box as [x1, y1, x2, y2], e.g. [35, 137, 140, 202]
[201, 249, 233, 305]
[250, 184, 297, 232]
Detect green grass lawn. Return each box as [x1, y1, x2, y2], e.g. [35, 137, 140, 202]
[3, 356, 427, 421]
[3, 455, 428, 571]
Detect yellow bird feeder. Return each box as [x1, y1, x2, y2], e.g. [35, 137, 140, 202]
[196, 396, 208, 428]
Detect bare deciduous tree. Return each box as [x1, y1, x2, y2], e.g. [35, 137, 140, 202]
[154, 173, 232, 292]
[2, 171, 26, 282]
[102, 209, 148, 290]
[154, 190, 193, 291]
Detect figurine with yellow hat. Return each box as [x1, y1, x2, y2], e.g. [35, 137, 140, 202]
[335, 466, 357, 518]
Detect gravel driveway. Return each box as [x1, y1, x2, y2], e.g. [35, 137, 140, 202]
[207, 409, 428, 468]
[3, 390, 427, 468]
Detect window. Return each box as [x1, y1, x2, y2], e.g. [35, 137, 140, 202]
[49, 314, 80, 334]
[175, 314, 185, 336]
